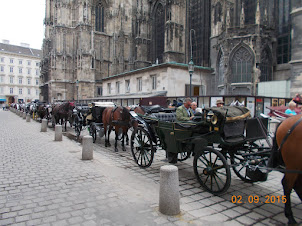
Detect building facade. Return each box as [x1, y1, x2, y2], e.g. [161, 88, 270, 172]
[40, 0, 302, 102]
[0, 41, 41, 104]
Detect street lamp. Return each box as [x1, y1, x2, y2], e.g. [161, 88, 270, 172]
[188, 59, 194, 98]
[188, 29, 195, 99]
[76, 80, 79, 102]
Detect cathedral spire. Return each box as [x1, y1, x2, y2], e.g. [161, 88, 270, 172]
[240, 2, 245, 28]
[255, 0, 260, 25]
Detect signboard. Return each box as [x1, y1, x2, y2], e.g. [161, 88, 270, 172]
[210, 97, 223, 107]
[246, 97, 255, 117]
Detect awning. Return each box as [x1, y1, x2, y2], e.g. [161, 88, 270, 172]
[0, 97, 6, 102]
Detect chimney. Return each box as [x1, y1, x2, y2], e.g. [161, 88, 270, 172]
[20, 43, 30, 48]
[2, 40, 10, 44]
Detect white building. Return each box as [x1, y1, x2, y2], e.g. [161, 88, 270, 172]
[0, 40, 41, 104]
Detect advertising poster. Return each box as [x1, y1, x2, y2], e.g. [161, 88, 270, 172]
[246, 97, 255, 117]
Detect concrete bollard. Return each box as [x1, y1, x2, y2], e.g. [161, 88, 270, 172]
[19, 111, 23, 117]
[26, 114, 31, 122]
[82, 136, 93, 160]
[41, 119, 48, 132]
[54, 125, 63, 141]
[159, 165, 180, 215]
[23, 112, 26, 119]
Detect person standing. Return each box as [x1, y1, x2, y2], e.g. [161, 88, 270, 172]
[176, 98, 194, 121]
[216, 99, 224, 107]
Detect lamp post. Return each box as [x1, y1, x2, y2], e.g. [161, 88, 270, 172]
[188, 29, 195, 99]
[76, 80, 79, 102]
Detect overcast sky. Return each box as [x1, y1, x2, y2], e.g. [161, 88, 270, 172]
[0, 0, 45, 50]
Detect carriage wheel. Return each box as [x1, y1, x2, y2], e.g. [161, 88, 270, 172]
[131, 127, 154, 168]
[193, 147, 231, 195]
[230, 143, 260, 183]
[178, 144, 192, 162]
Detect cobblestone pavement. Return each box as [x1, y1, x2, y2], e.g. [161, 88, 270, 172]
[1, 110, 301, 226]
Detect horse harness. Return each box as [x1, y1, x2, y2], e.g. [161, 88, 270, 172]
[278, 116, 302, 152]
[110, 107, 129, 126]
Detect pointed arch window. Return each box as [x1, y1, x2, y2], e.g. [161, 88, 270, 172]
[95, 3, 105, 32]
[260, 48, 273, 82]
[231, 47, 253, 83]
[154, 3, 165, 63]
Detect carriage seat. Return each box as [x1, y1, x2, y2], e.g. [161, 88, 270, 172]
[223, 120, 245, 143]
[150, 113, 176, 122]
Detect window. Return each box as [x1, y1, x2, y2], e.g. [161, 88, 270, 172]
[10, 58, 14, 64]
[36, 62, 39, 67]
[36, 89, 39, 95]
[28, 78, 31, 85]
[0, 76, 3, 83]
[125, 80, 130, 93]
[19, 68, 22, 74]
[151, 75, 157, 90]
[36, 79, 39, 85]
[244, 0, 257, 25]
[154, 3, 165, 63]
[27, 61, 31, 66]
[260, 48, 273, 82]
[137, 77, 142, 91]
[27, 68, 31, 75]
[97, 86, 102, 96]
[10, 77, 14, 84]
[19, 60, 22, 65]
[231, 47, 253, 83]
[189, 0, 211, 67]
[95, 4, 105, 32]
[36, 69, 39, 76]
[107, 83, 111, 94]
[116, 82, 120, 94]
[0, 57, 4, 63]
[28, 88, 31, 95]
[0, 66, 4, 72]
[19, 77, 22, 84]
[19, 88, 22, 95]
[10, 88, 13, 94]
[10, 67, 13, 73]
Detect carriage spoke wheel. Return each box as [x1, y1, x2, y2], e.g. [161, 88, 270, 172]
[230, 143, 260, 183]
[178, 144, 192, 162]
[194, 147, 231, 195]
[131, 127, 154, 168]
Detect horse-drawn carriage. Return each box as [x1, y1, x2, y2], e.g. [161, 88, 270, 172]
[130, 106, 273, 194]
[73, 102, 116, 142]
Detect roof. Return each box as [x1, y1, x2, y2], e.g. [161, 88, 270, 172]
[0, 42, 42, 58]
[102, 62, 213, 81]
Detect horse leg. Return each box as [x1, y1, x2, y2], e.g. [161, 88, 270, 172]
[282, 174, 298, 225]
[106, 126, 112, 147]
[114, 127, 119, 152]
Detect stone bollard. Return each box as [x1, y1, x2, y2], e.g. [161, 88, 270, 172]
[82, 136, 93, 160]
[159, 165, 180, 215]
[23, 112, 26, 119]
[26, 114, 31, 122]
[20, 111, 23, 117]
[41, 119, 48, 132]
[54, 125, 63, 141]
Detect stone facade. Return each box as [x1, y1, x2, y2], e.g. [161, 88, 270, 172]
[0, 41, 41, 104]
[40, 0, 302, 102]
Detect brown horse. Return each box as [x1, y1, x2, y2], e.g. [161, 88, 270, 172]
[36, 104, 48, 121]
[51, 102, 75, 131]
[102, 106, 130, 152]
[271, 115, 302, 224]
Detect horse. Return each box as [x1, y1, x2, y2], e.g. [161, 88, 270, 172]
[102, 106, 131, 152]
[51, 102, 75, 131]
[36, 104, 48, 122]
[270, 114, 302, 224]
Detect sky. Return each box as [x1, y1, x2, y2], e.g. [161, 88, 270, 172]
[0, 0, 45, 50]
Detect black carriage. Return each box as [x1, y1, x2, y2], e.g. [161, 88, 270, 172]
[130, 106, 271, 194]
[73, 102, 115, 142]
